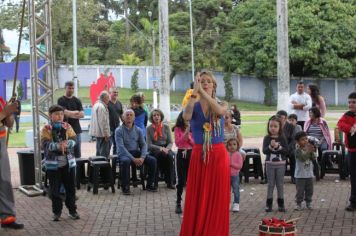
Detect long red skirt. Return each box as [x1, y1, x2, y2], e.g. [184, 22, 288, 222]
[179, 143, 230, 236]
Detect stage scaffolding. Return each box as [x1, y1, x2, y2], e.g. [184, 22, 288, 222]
[24, 0, 54, 195]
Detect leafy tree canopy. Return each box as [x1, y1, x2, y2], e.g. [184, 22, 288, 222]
[221, 0, 356, 78]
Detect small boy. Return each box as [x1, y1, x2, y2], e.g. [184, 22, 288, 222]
[41, 105, 79, 221]
[288, 114, 302, 133]
[294, 131, 316, 211]
[337, 92, 356, 211]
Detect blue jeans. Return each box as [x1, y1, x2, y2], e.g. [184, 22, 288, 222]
[14, 115, 20, 133]
[119, 153, 157, 188]
[231, 175, 240, 204]
[74, 134, 81, 158]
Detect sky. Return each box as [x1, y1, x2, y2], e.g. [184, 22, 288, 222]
[1, 0, 30, 61]
[2, 29, 30, 62]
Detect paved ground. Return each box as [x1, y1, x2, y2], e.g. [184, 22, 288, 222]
[2, 124, 356, 235]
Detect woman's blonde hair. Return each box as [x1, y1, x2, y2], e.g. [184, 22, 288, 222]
[200, 70, 217, 98]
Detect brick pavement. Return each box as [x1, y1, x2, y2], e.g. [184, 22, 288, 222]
[2, 139, 356, 236]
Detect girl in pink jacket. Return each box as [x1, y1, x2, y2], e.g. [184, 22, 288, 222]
[227, 138, 244, 212]
[173, 112, 194, 214]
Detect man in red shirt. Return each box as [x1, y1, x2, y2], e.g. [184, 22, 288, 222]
[0, 96, 24, 229]
[337, 92, 356, 211]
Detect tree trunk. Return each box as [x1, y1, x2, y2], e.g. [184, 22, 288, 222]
[276, 0, 290, 110]
[159, 0, 171, 122]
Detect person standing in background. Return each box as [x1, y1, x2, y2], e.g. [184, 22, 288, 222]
[58, 81, 84, 158]
[108, 87, 123, 155]
[89, 91, 111, 157]
[12, 93, 21, 133]
[307, 84, 327, 118]
[289, 81, 312, 129]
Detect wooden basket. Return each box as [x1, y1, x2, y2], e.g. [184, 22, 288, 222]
[258, 224, 297, 236]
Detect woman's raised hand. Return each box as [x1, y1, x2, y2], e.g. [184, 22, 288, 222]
[193, 72, 202, 94]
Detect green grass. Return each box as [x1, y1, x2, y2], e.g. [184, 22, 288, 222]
[242, 115, 339, 122]
[51, 87, 187, 106]
[8, 130, 27, 148]
[241, 121, 337, 138]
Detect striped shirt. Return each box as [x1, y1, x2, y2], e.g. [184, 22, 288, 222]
[307, 123, 323, 140]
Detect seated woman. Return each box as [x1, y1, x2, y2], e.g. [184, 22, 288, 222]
[146, 109, 175, 189]
[304, 107, 332, 179]
[231, 104, 241, 126]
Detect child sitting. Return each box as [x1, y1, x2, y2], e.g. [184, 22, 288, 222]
[41, 105, 79, 221]
[294, 131, 316, 210]
[227, 138, 244, 212]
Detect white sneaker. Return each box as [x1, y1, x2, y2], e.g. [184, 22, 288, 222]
[232, 203, 240, 212]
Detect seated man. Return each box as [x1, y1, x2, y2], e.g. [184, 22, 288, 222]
[115, 109, 157, 195]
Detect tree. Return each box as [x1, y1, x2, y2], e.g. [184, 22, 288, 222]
[17, 82, 24, 100]
[11, 53, 30, 62]
[116, 53, 141, 65]
[0, 2, 22, 30]
[169, 0, 233, 81]
[131, 69, 139, 92]
[221, 0, 356, 78]
[223, 71, 233, 102]
[51, 0, 107, 64]
[0, 29, 11, 62]
[288, 0, 356, 78]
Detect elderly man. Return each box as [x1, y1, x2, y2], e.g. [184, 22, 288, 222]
[0, 96, 24, 229]
[115, 109, 157, 195]
[289, 81, 312, 129]
[89, 91, 111, 157]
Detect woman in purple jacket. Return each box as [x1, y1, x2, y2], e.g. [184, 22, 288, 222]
[304, 107, 332, 180]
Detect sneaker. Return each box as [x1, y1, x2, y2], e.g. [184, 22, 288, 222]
[175, 204, 183, 214]
[260, 179, 267, 184]
[167, 184, 176, 189]
[232, 203, 240, 212]
[345, 205, 356, 212]
[52, 213, 61, 221]
[1, 221, 24, 230]
[146, 185, 158, 192]
[306, 203, 313, 210]
[294, 204, 302, 211]
[122, 186, 132, 195]
[68, 212, 80, 220]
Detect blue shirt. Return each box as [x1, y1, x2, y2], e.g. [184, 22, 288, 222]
[190, 102, 224, 144]
[115, 124, 148, 160]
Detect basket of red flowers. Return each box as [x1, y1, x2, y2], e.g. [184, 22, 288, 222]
[258, 217, 298, 236]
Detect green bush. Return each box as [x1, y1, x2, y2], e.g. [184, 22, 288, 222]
[131, 69, 139, 92]
[223, 72, 233, 102]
